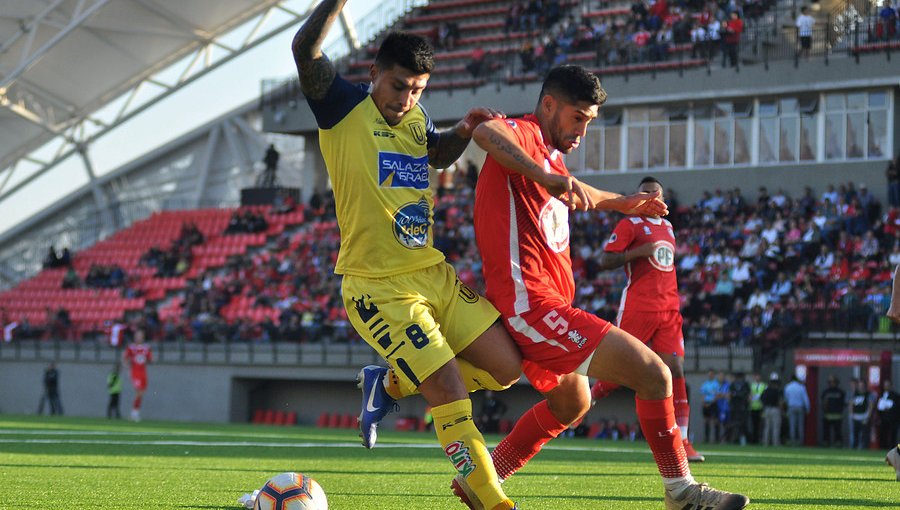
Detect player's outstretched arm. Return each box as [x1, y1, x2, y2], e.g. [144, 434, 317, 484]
[596, 243, 657, 271]
[583, 185, 668, 217]
[887, 265, 900, 323]
[428, 107, 505, 169]
[292, 0, 348, 100]
[472, 119, 592, 210]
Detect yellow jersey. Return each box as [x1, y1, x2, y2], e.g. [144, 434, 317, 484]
[307, 74, 444, 278]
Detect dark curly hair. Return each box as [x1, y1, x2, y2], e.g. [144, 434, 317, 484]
[375, 32, 435, 75]
[539, 65, 607, 106]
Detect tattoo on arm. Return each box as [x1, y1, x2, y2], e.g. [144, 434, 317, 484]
[429, 129, 471, 169]
[292, 0, 347, 100]
[486, 132, 545, 178]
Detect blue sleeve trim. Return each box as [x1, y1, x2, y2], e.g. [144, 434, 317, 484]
[418, 103, 440, 149]
[306, 73, 369, 130]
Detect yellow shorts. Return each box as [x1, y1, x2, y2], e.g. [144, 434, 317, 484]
[342, 262, 500, 391]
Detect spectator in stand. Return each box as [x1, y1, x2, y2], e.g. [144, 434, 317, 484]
[466, 47, 487, 78]
[795, 6, 815, 59]
[43, 246, 60, 269]
[821, 375, 846, 447]
[505, 3, 524, 34]
[61, 267, 81, 289]
[878, 0, 897, 41]
[721, 11, 743, 67]
[784, 374, 810, 445]
[888, 158, 900, 208]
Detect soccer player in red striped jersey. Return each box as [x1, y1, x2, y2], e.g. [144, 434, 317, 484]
[590, 176, 705, 463]
[122, 328, 152, 421]
[456, 65, 748, 510]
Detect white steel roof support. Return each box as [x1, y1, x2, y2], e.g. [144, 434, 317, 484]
[76, 144, 116, 234]
[191, 123, 222, 208]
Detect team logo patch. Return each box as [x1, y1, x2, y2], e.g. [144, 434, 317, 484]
[409, 122, 427, 145]
[608, 233, 617, 244]
[506, 120, 517, 128]
[649, 240, 676, 272]
[457, 281, 479, 303]
[643, 226, 652, 236]
[392, 199, 431, 249]
[539, 199, 570, 253]
[379, 151, 429, 189]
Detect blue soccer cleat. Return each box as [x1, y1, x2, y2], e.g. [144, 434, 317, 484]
[356, 365, 397, 449]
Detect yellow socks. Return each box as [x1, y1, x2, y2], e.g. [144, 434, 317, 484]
[432, 399, 513, 510]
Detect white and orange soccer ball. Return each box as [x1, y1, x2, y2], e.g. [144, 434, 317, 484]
[253, 472, 328, 510]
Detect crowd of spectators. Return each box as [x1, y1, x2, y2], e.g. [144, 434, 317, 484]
[140, 222, 203, 277]
[224, 210, 268, 234]
[135, 160, 898, 349]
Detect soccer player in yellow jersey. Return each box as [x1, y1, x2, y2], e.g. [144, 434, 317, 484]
[293, 2, 521, 508]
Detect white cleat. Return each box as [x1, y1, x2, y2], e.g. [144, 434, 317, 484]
[665, 482, 749, 510]
[886, 446, 900, 481]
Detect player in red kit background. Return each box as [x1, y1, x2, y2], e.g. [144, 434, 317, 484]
[453, 65, 748, 510]
[122, 328, 152, 422]
[591, 176, 705, 463]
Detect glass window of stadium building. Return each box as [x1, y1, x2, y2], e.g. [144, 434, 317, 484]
[571, 89, 894, 173]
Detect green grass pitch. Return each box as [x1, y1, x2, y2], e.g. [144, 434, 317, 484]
[0, 415, 894, 509]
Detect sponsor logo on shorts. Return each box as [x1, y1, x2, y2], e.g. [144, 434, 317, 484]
[567, 329, 587, 348]
[392, 200, 431, 249]
[379, 151, 429, 189]
[444, 440, 476, 478]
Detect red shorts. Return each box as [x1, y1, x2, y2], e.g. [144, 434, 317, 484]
[618, 309, 684, 357]
[131, 376, 147, 391]
[503, 302, 612, 393]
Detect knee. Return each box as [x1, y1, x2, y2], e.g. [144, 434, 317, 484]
[642, 361, 672, 399]
[548, 393, 591, 426]
[488, 365, 521, 390]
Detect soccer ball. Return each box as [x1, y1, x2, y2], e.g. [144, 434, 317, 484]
[253, 472, 328, 510]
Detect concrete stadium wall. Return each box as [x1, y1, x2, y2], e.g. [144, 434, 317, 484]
[0, 342, 749, 443]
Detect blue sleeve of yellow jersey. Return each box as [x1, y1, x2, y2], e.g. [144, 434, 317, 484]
[306, 73, 369, 129]
[419, 104, 440, 149]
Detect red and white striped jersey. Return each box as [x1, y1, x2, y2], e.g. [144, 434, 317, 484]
[474, 115, 575, 317]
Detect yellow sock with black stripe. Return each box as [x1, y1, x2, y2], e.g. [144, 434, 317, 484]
[457, 358, 514, 392]
[432, 399, 514, 510]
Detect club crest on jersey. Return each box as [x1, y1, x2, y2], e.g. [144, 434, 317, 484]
[649, 240, 676, 272]
[379, 151, 429, 189]
[392, 199, 431, 249]
[409, 122, 427, 145]
[608, 233, 617, 244]
[539, 199, 570, 253]
[643, 226, 652, 236]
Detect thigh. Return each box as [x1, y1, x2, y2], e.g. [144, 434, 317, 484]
[436, 263, 502, 355]
[585, 325, 670, 399]
[342, 272, 454, 390]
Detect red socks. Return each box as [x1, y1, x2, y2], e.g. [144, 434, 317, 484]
[672, 377, 690, 439]
[491, 400, 568, 480]
[635, 395, 690, 479]
[133, 396, 142, 410]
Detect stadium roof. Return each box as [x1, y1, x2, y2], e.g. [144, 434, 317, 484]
[0, 0, 309, 198]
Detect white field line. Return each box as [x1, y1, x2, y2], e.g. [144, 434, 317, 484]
[0, 431, 884, 464]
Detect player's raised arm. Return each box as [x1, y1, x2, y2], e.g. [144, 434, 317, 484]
[473, 119, 593, 210]
[292, 0, 348, 100]
[428, 107, 505, 169]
